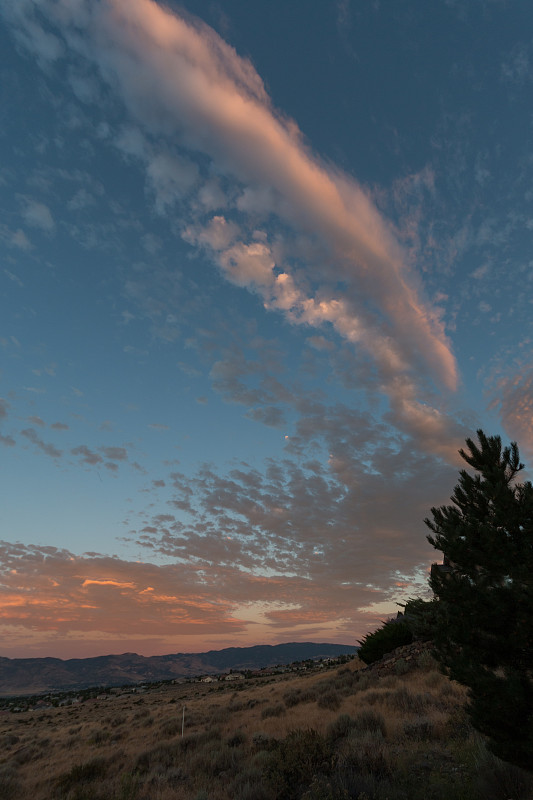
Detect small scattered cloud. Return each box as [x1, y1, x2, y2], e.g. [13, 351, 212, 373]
[501, 42, 532, 84]
[0, 398, 9, 420]
[307, 335, 334, 352]
[21, 198, 55, 233]
[4, 269, 24, 287]
[20, 428, 62, 458]
[71, 445, 103, 466]
[67, 187, 95, 211]
[100, 446, 128, 461]
[24, 386, 46, 394]
[489, 366, 533, 458]
[4, 227, 32, 251]
[146, 152, 199, 214]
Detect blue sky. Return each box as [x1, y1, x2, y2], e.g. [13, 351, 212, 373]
[1, 0, 532, 659]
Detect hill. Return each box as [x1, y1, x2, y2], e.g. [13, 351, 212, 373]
[0, 642, 358, 695]
[0, 649, 531, 800]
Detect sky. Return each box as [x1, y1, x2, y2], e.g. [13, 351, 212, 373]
[1, 0, 533, 660]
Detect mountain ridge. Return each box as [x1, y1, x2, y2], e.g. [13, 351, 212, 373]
[0, 642, 358, 695]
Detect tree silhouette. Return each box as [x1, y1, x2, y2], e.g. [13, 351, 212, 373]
[426, 430, 533, 770]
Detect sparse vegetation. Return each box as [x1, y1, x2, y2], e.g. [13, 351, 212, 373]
[0, 654, 531, 799]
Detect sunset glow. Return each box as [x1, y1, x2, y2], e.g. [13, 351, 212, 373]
[0, 0, 532, 659]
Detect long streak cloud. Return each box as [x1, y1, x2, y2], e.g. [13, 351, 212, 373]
[3, 0, 460, 455]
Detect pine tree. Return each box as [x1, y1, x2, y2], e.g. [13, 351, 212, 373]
[426, 430, 533, 771]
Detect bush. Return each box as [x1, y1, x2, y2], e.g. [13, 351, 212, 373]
[417, 649, 437, 671]
[362, 689, 392, 705]
[317, 690, 342, 711]
[188, 742, 240, 778]
[284, 688, 317, 708]
[357, 619, 413, 665]
[227, 730, 247, 747]
[327, 713, 358, 744]
[265, 729, 333, 800]
[232, 780, 273, 800]
[261, 703, 285, 719]
[394, 658, 410, 676]
[337, 729, 390, 778]
[0, 766, 20, 800]
[474, 745, 533, 800]
[402, 716, 436, 741]
[251, 731, 276, 751]
[55, 757, 108, 794]
[160, 717, 184, 737]
[387, 686, 432, 714]
[350, 709, 387, 738]
[327, 709, 386, 747]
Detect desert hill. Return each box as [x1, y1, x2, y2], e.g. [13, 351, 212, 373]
[1, 648, 531, 800]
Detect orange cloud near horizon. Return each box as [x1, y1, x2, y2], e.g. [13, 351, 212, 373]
[0, 542, 400, 660]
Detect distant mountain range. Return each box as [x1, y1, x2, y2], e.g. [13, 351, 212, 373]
[0, 642, 358, 695]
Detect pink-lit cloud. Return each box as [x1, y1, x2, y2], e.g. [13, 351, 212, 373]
[4, 0, 462, 459]
[489, 366, 533, 458]
[0, 540, 398, 658]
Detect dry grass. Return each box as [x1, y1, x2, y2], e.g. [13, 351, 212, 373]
[0, 660, 531, 800]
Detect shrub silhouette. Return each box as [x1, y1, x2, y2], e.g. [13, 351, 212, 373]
[357, 619, 413, 665]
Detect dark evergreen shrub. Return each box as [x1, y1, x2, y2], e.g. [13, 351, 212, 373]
[357, 619, 413, 665]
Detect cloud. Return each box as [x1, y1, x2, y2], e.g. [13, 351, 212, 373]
[2, 0, 64, 62]
[0, 541, 392, 658]
[0, 542, 245, 647]
[0, 404, 457, 656]
[0, 398, 9, 420]
[4, 268, 24, 287]
[489, 366, 533, 458]
[71, 443, 130, 471]
[67, 187, 95, 211]
[145, 152, 199, 213]
[21, 198, 55, 232]
[51, 421, 69, 430]
[501, 42, 532, 84]
[71, 445, 103, 466]
[10, 228, 32, 251]
[27, 415, 45, 427]
[20, 428, 62, 458]
[137, 428, 456, 599]
[3, 0, 461, 458]
[100, 446, 128, 461]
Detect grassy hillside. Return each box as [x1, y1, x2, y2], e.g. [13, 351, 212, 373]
[1, 653, 532, 800]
